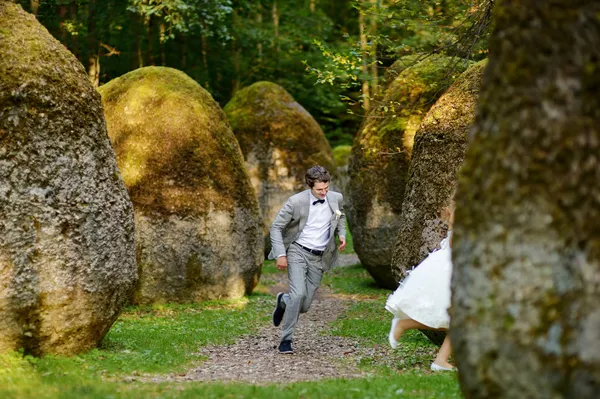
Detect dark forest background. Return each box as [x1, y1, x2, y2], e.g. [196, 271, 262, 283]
[18, 0, 489, 147]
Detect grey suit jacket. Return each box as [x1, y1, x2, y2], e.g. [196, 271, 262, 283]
[268, 189, 346, 272]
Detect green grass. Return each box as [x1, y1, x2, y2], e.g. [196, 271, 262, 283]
[342, 220, 355, 253]
[260, 259, 278, 275]
[0, 295, 272, 399]
[0, 363, 460, 399]
[0, 348, 460, 399]
[96, 297, 271, 375]
[150, 372, 460, 398]
[323, 263, 447, 372]
[0, 227, 462, 398]
[323, 263, 382, 296]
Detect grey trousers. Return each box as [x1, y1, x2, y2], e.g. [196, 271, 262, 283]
[280, 243, 324, 342]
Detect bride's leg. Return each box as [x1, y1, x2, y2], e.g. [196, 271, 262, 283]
[393, 318, 431, 341]
[433, 334, 454, 369]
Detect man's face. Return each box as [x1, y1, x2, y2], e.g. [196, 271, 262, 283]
[310, 181, 329, 199]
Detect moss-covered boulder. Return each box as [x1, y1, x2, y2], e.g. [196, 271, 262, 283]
[98, 67, 263, 304]
[452, 2, 600, 396]
[0, 3, 136, 356]
[224, 82, 335, 245]
[391, 60, 487, 281]
[379, 55, 421, 92]
[332, 144, 352, 195]
[347, 55, 467, 288]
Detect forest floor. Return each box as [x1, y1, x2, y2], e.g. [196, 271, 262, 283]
[1, 252, 461, 399]
[143, 253, 393, 385]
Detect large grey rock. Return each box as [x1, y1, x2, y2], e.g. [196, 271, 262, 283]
[0, 2, 136, 356]
[224, 82, 335, 251]
[347, 55, 466, 289]
[391, 60, 487, 281]
[451, 1, 600, 397]
[99, 67, 263, 304]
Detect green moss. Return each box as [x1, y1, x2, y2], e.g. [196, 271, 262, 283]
[224, 81, 335, 182]
[0, 3, 97, 126]
[380, 54, 422, 92]
[98, 67, 257, 217]
[419, 59, 488, 140]
[451, 3, 600, 395]
[390, 59, 488, 279]
[332, 145, 352, 167]
[349, 55, 469, 228]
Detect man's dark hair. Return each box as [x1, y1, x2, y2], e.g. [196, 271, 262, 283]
[305, 165, 331, 188]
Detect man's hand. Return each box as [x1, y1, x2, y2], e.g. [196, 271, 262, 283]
[276, 256, 288, 270]
[338, 237, 347, 252]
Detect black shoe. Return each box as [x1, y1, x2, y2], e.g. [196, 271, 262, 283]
[273, 292, 285, 327]
[278, 340, 294, 354]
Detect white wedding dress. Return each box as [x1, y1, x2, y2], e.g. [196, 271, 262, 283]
[385, 231, 453, 329]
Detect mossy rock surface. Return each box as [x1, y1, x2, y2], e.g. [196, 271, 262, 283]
[391, 60, 487, 281]
[379, 54, 422, 93]
[98, 66, 263, 304]
[224, 81, 335, 242]
[451, 2, 600, 397]
[0, 3, 136, 356]
[332, 145, 352, 195]
[347, 55, 467, 288]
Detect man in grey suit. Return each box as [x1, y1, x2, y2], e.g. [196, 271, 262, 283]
[268, 165, 346, 354]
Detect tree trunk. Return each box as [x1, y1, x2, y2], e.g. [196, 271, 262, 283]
[272, 0, 280, 76]
[200, 34, 209, 89]
[369, 0, 378, 97]
[58, 4, 67, 43]
[272, 1, 280, 52]
[359, 3, 370, 111]
[87, 0, 99, 87]
[451, 1, 600, 398]
[136, 14, 144, 68]
[30, 0, 39, 16]
[69, 2, 79, 58]
[159, 22, 166, 66]
[232, 44, 240, 93]
[231, 10, 240, 94]
[256, 4, 263, 62]
[309, 0, 321, 33]
[180, 35, 186, 69]
[147, 15, 155, 66]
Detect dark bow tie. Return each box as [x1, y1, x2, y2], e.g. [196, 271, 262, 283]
[312, 199, 325, 205]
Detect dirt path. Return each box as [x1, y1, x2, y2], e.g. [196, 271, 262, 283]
[145, 254, 389, 384]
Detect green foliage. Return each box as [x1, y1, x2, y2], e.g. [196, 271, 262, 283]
[332, 144, 352, 167]
[127, 0, 233, 41]
[14, 0, 488, 147]
[305, 0, 490, 108]
[324, 264, 382, 296]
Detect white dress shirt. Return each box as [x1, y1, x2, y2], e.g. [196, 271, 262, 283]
[295, 193, 333, 251]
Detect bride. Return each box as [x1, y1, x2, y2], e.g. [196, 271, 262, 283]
[385, 206, 456, 371]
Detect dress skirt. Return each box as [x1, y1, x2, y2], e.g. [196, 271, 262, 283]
[385, 234, 453, 329]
